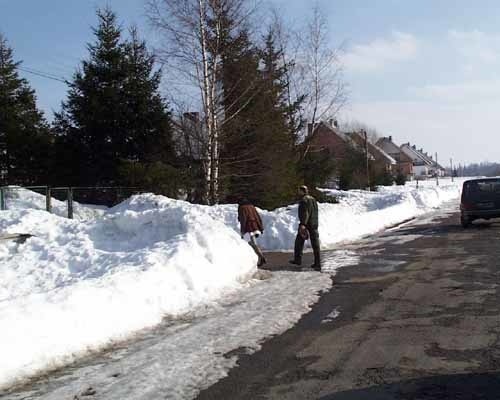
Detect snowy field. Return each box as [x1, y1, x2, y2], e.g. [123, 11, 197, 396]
[0, 179, 465, 393]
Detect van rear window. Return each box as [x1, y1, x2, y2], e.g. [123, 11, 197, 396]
[463, 180, 500, 195]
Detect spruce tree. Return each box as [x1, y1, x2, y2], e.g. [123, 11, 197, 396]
[121, 27, 174, 165]
[118, 27, 179, 196]
[218, 27, 262, 204]
[254, 29, 301, 208]
[0, 34, 51, 185]
[54, 8, 176, 188]
[219, 26, 302, 209]
[54, 8, 125, 185]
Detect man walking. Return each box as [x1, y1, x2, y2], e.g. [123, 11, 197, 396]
[289, 185, 321, 271]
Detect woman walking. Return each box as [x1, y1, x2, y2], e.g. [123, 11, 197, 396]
[238, 198, 267, 267]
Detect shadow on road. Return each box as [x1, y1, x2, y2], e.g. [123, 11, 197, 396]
[259, 265, 302, 272]
[320, 372, 500, 400]
[393, 221, 496, 237]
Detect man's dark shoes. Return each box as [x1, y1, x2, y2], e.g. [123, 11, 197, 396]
[289, 259, 301, 266]
[310, 264, 321, 272]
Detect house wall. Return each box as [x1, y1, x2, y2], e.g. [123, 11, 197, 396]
[306, 125, 349, 159]
[348, 133, 396, 173]
[414, 165, 429, 176]
[377, 139, 414, 177]
[397, 161, 414, 177]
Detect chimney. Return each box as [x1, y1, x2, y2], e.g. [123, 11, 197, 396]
[389, 135, 392, 141]
[183, 111, 200, 122]
[412, 145, 416, 150]
[328, 119, 339, 128]
[419, 148, 423, 153]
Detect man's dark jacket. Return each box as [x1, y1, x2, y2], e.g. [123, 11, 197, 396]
[298, 195, 318, 228]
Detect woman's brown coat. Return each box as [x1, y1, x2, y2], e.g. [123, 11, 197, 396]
[238, 204, 264, 234]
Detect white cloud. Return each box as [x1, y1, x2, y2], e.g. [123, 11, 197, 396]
[341, 29, 500, 163]
[343, 32, 418, 72]
[448, 29, 500, 65]
[410, 80, 500, 102]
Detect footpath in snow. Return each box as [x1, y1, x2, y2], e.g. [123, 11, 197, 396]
[0, 179, 465, 392]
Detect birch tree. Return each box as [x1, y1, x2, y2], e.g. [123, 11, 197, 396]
[146, 0, 253, 204]
[268, 8, 306, 139]
[299, 3, 347, 128]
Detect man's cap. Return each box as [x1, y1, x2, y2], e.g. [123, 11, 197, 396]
[299, 185, 308, 193]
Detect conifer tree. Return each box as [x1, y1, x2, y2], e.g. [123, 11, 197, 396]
[122, 27, 174, 165]
[219, 27, 302, 209]
[54, 8, 176, 189]
[254, 29, 301, 208]
[54, 8, 126, 185]
[218, 27, 262, 203]
[0, 34, 51, 185]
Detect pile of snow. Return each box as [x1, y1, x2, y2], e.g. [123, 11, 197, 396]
[0, 194, 257, 390]
[0, 178, 466, 390]
[206, 178, 465, 251]
[2, 186, 106, 220]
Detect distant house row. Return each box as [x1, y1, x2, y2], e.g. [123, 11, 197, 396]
[304, 120, 446, 181]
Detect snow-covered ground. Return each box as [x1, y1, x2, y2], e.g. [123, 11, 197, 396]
[0, 178, 465, 394]
[2, 186, 106, 220]
[0, 194, 257, 390]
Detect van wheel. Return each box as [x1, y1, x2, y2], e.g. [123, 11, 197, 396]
[461, 214, 470, 228]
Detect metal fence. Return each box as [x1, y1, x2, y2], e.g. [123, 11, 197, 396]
[0, 186, 143, 218]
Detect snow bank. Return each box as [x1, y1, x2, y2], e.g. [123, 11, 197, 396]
[206, 178, 464, 251]
[0, 194, 256, 389]
[2, 186, 106, 220]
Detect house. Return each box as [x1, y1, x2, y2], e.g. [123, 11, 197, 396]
[301, 120, 363, 188]
[303, 121, 400, 188]
[376, 136, 414, 178]
[302, 120, 354, 161]
[415, 149, 446, 177]
[400, 144, 445, 178]
[347, 132, 396, 173]
[400, 143, 431, 177]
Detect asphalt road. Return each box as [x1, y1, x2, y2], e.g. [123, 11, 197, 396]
[197, 210, 500, 400]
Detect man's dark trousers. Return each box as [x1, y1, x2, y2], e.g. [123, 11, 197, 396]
[294, 225, 321, 267]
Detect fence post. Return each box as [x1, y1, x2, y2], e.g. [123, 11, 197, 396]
[67, 187, 74, 219]
[0, 187, 5, 210]
[46, 187, 52, 213]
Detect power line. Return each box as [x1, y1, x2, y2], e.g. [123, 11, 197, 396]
[18, 67, 67, 84]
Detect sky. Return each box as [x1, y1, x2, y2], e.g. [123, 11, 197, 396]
[2, 0, 500, 165]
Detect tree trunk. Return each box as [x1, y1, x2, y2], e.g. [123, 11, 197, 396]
[198, 0, 214, 204]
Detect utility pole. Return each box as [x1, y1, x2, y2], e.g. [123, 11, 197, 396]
[435, 152, 439, 186]
[450, 158, 454, 182]
[364, 130, 370, 191]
